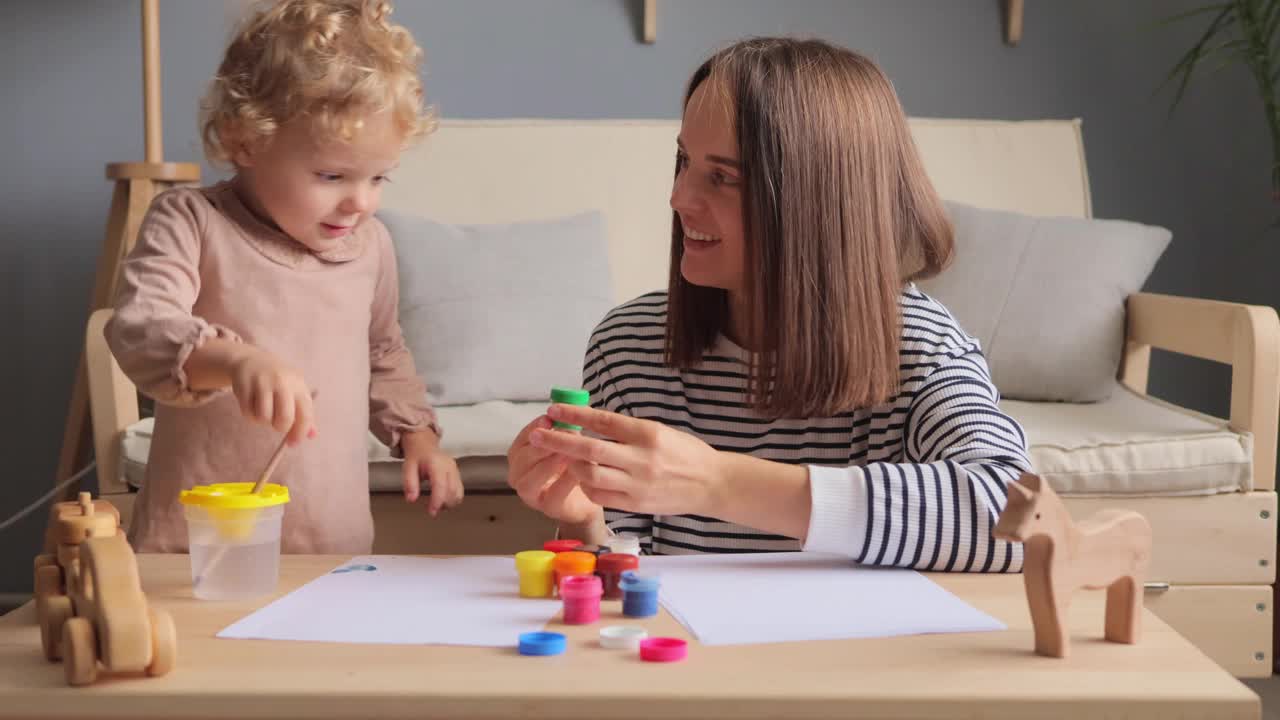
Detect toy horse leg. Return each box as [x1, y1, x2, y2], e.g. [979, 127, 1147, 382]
[1032, 600, 1070, 658]
[1024, 571, 1070, 658]
[1104, 575, 1141, 644]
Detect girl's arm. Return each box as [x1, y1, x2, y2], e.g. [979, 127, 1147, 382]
[366, 221, 440, 455]
[106, 188, 315, 442]
[105, 189, 243, 407]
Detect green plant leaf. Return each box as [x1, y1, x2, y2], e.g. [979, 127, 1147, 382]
[1154, 2, 1232, 27]
[1263, 0, 1280, 36]
[1192, 39, 1258, 82]
[1259, 0, 1280, 63]
[1159, 5, 1238, 111]
[1159, 0, 1280, 229]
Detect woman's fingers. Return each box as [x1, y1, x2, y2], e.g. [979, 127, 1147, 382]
[530, 427, 633, 470]
[510, 442, 559, 478]
[547, 404, 655, 445]
[572, 461, 631, 494]
[509, 415, 553, 454]
[564, 461, 635, 511]
[538, 470, 581, 511]
[507, 417, 557, 474]
[578, 483, 631, 513]
[511, 451, 568, 505]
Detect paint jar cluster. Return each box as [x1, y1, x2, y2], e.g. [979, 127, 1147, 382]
[512, 536, 686, 663]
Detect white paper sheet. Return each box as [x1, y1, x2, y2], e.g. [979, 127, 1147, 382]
[217, 556, 560, 646]
[641, 552, 1005, 645]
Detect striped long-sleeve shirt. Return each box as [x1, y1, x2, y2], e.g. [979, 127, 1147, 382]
[583, 285, 1032, 572]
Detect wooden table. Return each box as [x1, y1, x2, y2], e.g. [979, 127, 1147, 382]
[0, 555, 1261, 719]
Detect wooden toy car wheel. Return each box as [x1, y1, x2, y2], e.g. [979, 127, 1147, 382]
[62, 616, 99, 686]
[34, 564, 63, 598]
[37, 594, 73, 661]
[145, 608, 177, 677]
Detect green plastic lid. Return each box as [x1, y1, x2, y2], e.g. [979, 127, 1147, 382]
[550, 386, 590, 405]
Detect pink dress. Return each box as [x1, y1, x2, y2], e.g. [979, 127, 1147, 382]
[106, 181, 438, 553]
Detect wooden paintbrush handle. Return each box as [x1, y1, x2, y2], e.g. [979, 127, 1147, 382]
[249, 389, 318, 494]
[250, 435, 290, 495]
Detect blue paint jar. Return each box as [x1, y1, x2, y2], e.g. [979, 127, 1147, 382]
[619, 570, 660, 617]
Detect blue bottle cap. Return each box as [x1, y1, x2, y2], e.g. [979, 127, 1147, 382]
[518, 631, 567, 656]
[619, 570, 660, 592]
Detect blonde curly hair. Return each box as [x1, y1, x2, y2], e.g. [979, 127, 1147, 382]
[200, 0, 434, 166]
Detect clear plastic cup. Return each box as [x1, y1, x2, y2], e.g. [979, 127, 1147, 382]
[179, 482, 290, 600]
[607, 533, 642, 557]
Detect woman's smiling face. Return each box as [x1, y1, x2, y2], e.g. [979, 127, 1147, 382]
[670, 81, 746, 294]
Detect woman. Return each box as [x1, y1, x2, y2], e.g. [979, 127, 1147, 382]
[506, 37, 1031, 572]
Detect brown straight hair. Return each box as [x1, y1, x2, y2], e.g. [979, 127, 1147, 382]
[665, 37, 953, 418]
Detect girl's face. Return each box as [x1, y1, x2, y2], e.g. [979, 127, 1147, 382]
[671, 82, 745, 294]
[233, 112, 402, 253]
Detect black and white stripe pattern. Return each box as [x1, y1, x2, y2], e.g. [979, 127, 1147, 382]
[584, 286, 1030, 572]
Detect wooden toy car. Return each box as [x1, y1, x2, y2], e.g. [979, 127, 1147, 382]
[33, 492, 176, 686]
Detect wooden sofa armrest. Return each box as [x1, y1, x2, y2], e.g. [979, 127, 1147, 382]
[85, 308, 140, 495]
[1121, 292, 1280, 491]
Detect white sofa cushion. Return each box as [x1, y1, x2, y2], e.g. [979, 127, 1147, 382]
[121, 389, 1250, 498]
[918, 201, 1171, 403]
[1003, 383, 1253, 496]
[379, 119, 1095, 307]
[380, 209, 614, 407]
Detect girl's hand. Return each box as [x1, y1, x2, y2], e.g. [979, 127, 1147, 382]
[529, 404, 725, 517]
[506, 416, 604, 527]
[228, 347, 316, 446]
[401, 430, 464, 516]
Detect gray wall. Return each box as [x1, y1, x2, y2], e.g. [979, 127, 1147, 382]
[1, 0, 1270, 599]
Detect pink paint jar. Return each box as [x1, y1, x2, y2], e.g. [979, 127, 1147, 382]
[560, 574, 603, 625]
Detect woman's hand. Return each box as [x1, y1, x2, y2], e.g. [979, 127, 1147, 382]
[506, 416, 604, 526]
[529, 404, 726, 517]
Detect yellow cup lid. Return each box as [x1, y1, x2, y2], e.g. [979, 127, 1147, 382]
[179, 482, 290, 509]
[515, 550, 556, 572]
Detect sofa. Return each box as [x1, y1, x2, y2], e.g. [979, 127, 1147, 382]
[84, 118, 1278, 677]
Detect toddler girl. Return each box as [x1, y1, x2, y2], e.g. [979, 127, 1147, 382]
[106, 0, 462, 553]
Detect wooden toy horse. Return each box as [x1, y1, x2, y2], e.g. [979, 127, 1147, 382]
[992, 473, 1152, 658]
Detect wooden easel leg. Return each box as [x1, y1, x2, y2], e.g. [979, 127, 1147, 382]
[52, 177, 160, 509]
[1104, 576, 1142, 644]
[52, 183, 131, 507]
[49, 0, 201, 549]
